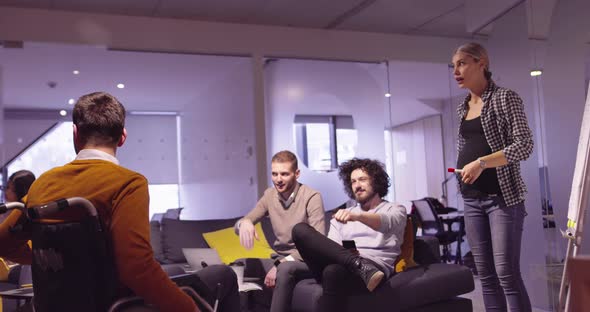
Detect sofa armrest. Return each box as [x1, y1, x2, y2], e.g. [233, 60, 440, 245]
[7, 264, 21, 284]
[160, 263, 187, 276]
[414, 236, 441, 265]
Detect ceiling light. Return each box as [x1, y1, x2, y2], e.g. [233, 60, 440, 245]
[117, 83, 125, 89]
[73, 70, 80, 75]
[68, 98, 75, 105]
[385, 93, 392, 98]
[59, 110, 67, 117]
[530, 70, 543, 77]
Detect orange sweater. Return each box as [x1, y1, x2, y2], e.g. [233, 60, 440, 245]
[0, 159, 196, 312]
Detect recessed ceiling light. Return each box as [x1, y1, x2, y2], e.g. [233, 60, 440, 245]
[530, 70, 543, 77]
[59, 110, 67, 117]
[117, 83, 125, 89]
[68, 98, 75, 105]
[73, 70, 80, 75]
[385, 93, 392, 98]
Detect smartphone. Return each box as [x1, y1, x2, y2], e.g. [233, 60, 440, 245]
[342, 240, 356, 249]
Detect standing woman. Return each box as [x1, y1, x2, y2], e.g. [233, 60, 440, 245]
[452, 42, 533, 312]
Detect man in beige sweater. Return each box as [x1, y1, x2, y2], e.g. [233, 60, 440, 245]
[235, 150, 325, 307]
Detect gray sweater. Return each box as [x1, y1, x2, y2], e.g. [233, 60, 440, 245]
[328, 201, 407, 277]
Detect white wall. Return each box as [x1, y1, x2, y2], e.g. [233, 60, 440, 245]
[539, 0, 590, 256]
[441, 94, 466, 210]
[386, 61, 452, 128]
[179, 57, 258, 220]
[118, 115, 179, 185]
[1, 114, 180, 185]
[0, 66, 4, 170]
[265, 59, 387, 210]
[391, 115, 445, 209]
[2, 119, 56, 164]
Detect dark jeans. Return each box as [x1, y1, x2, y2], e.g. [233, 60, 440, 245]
[463, 196, 531, 312]
[194, 264, 241, 312]
[291, 223, 369, 312]
[270, 261, 313, 312]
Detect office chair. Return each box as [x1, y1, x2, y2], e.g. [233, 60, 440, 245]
[423, 197, 459, 215]
[411, 198, 465, 264]
[0, 198, 215, 312]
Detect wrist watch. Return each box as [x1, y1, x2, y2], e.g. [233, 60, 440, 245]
[274, 259, 282, 267]
[478, 157, 487, 169]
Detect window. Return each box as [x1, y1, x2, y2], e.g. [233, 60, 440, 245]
[2, 121, 180, 217]
[148, 184, 180, 219]
[293, 115, 357, 172]
[7, 122, 76, 180]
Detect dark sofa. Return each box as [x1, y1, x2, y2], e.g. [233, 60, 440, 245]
[0, 268, 19, 312]
[0, 265, 32, 312]
[291, 237, 474, 312]
[150, 212, 475, 312]
[1, 213, 474, 312]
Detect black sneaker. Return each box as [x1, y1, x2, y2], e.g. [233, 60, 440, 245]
[352, 258, 385, 292]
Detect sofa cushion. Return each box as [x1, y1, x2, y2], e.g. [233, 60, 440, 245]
[291, 279, 323, 312]
[0, 258, 9, 281]
[292, 263, 474, 312]
[0, 280, 19, 312]
[160, 263, 187, 276]
[150, 221, 166, 263]
[160, 217, 240, 263]
[164, 207, 184, 220]
[413, 236, 441, 265]
[383, 263, 474, 310]
[394, 218, 417, 273]
[203, 223, 275, 264]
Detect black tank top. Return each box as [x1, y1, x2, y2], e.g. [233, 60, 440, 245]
[456, 116, 501, 197]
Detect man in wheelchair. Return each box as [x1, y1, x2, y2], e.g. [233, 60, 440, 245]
[0, 92, 240, 312]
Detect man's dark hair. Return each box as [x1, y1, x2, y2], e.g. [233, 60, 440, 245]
[8, 170, 36, 202]
[271, 150, 298, 171]
[73, 92, 126, 147]
[338, 158, 390, 199]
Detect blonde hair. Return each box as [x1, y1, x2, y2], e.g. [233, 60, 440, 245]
[455, 42, 492, 80]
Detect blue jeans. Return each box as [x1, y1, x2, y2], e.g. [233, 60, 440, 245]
[463, 196, 531, 312]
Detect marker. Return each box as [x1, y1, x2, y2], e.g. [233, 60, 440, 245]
[448, 168, 463, 173]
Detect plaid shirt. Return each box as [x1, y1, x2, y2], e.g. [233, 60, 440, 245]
[457, 81, 534, 206]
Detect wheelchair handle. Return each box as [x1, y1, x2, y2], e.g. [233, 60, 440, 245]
[0, 202, 25, 214]
[28, 197, 98, 219]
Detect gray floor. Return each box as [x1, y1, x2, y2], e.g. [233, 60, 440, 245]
[460, 276, 551, 312]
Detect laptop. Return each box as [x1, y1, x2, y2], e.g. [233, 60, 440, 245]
[182, 248, 223, 271]
[182, 248, 263, 292]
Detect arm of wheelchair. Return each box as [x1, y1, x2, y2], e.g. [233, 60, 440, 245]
[28, 197, 98, 219]
[107, 295, 156, 312]
[107, 286, 215, 312]
[0, 202, 25, 215]
[180, 286, 215, 312]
